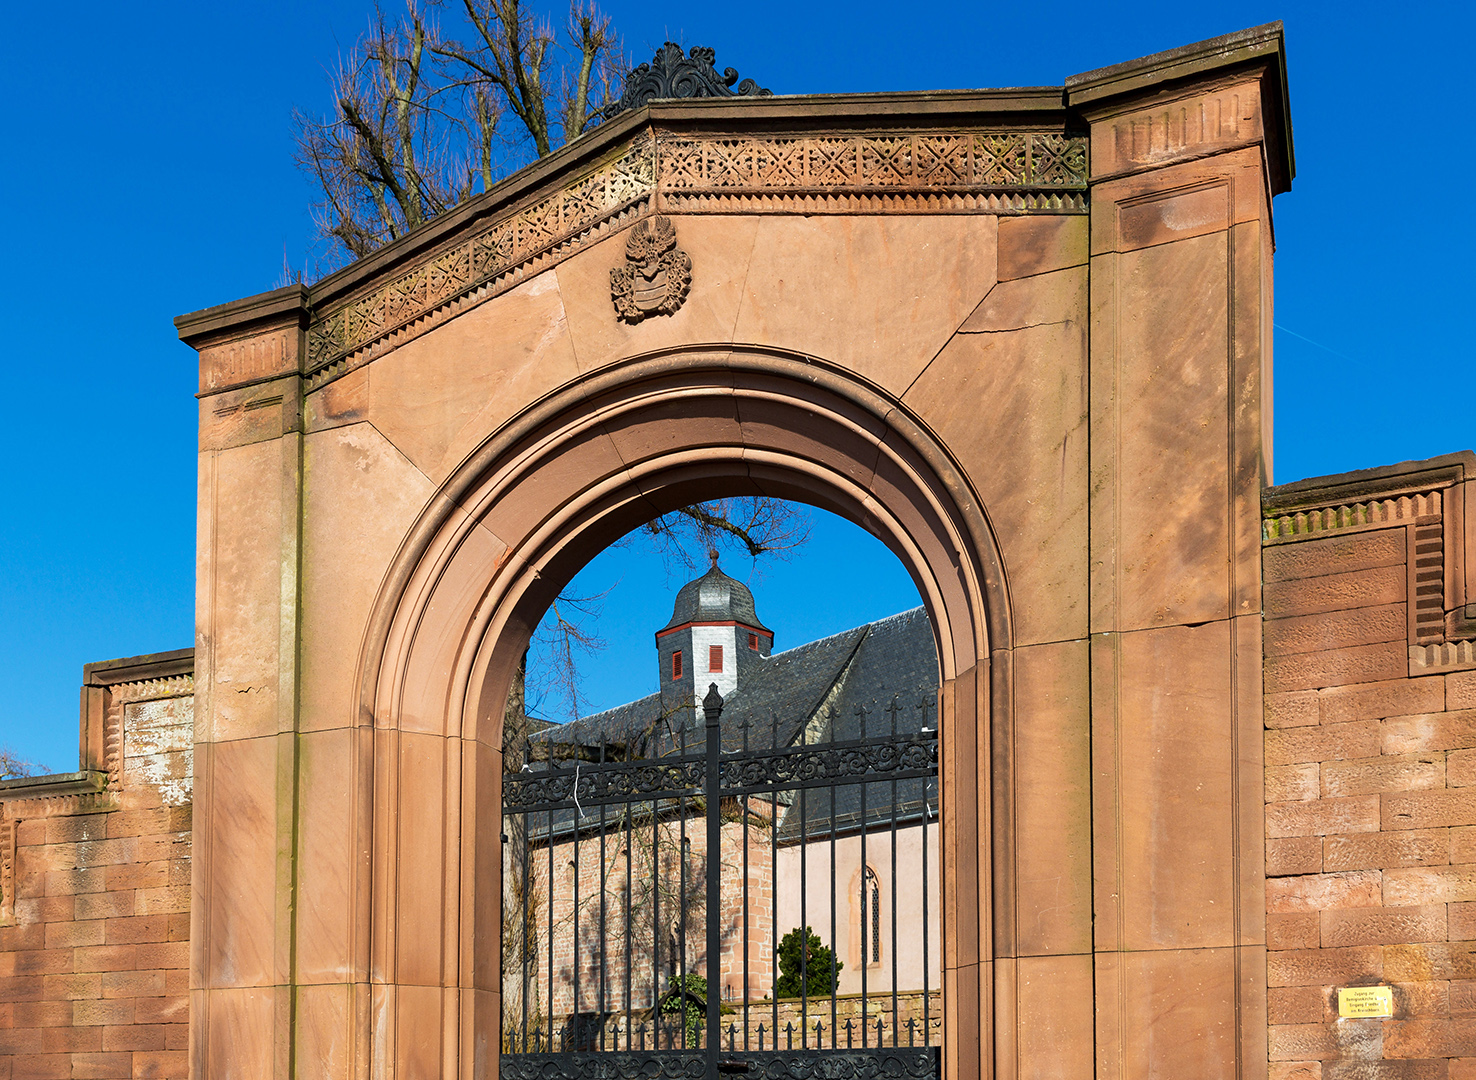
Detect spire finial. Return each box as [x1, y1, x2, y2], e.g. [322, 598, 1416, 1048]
[708, 548, 720, 567]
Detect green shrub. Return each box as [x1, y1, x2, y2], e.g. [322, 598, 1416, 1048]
[774, 926, 841, 999]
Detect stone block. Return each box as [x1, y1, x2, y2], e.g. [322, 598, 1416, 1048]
[199, 438, 293, 742]
[1089, 232, 1236, 633]
[72, 998, 133, 1026]
[1386, 943, 1476, 982]
[366, 269, 580, 479]
[902, 268, 1088, 648]
[44, 921, 104, 950]
[1265, 566, 1406, 620]
[72, 945, 137, 974]
[1265, 640, 1411, 694]
[996, 214, 1088, 280]
[13, 897, 73, 924]
[1268, 912, 1321, 950]
[1450, 751, 1476, 787]
[1266, 797, 1380, 838]
[1265, 604, 1408, 658]
[104, 916, 170, 946]
[1270, 763, 1323, 802]
[73, 892, 136, 922]
[1268, 1023, 1340, 1061]
[68, 1051, 132, 1079]
[1010, 639, 1091, 955]
[1266, 871, 1382, 913]
[1013, 953, 1093, 1079]
[294, 727, 359, 982]
[1320, 905, 1447, 947]
[1326, 679, 1447, 726]
[1451, 672, 1476, 711]
[1388, 791, 1476, 831]
[1095, 623, 1239, 951]
[301, 425, 435, 733]
[1384, 1019, 1476, 1059]
[11, 1001, 70, 1028]
[101, 1023, 165, 1051]
[730, 215, 999, 399]
[1094, 946, 1241, 1078]
[1264, 530, 1406, 584]
[1269, 985, 1327, 1025]
[8, 1054, 69, 1080]
[101, 969, 166, 999]
[131, 1050, 189, 1076]
[1269, 691, 1323, 729]
[43, 972, 101, 1000]
[40, 1025, 100, 1052]
[1268, 837, 1324, 877]
[200, 735, 284, 990]
[1385, 866, 1476, 906]
[1325, 830, 1449, 872]
[1389, 713, 1476, 755]
[1324, 755, 1446, 798]
[1400, 980, 1453, 1018]
[1268, 724, 1383, 766]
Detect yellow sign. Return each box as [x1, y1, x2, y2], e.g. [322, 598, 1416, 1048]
[1338, 986, 1393, 1019]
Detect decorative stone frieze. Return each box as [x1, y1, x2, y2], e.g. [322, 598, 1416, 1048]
[1409, 638, 1476, 674]
[0, 818, 14, 925]
[302, 127, 1089, 383]
[1262, 491, 1443, 544]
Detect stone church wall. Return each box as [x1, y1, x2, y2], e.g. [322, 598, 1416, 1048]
[1263, 454, 1476, 1079]
[0, 651, 193, 1080]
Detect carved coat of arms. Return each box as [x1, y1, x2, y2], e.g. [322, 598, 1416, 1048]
[610, 216, 691, 323]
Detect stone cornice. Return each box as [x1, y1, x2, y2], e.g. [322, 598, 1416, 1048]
[83, 646, 195, 687]
[1263, 452, 1475, 520]
[1066, 21, 1292, 193]
[179, 27, 1294, 394]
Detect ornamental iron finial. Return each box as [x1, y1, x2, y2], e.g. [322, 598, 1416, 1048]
[592, 43, 771, 127]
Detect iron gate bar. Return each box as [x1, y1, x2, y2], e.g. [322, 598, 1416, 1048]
[501, 731, 936, 817]
[502, 683, 941, 1078]
[704, 684, 723, 1080]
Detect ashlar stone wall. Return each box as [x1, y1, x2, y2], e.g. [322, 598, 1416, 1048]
[0, 651, 193, 1080]
[1263, 455, 1476, 1079]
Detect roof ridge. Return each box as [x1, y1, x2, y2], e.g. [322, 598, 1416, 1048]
[767, 605, 924, 659]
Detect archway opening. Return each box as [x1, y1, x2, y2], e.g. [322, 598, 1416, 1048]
[501, 503, 943, 1063]
[360, 352, 1006, 1080]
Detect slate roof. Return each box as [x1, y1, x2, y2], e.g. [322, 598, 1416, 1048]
[657, 562, 772, 636]
[527, 605, 939, 842]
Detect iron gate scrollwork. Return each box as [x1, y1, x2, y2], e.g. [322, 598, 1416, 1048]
[501, 683, 941, 1080]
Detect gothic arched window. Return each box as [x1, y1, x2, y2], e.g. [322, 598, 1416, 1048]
[861, 865, 881, 965]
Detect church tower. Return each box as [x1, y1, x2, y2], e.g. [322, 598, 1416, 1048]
[656, 559, 773, 718]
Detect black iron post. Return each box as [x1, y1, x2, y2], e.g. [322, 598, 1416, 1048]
[702, 684, 723, 1080]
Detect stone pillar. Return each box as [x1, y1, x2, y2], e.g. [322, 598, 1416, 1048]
[1068, 23, 1290, 1080]
[180, 287, 309, 1079]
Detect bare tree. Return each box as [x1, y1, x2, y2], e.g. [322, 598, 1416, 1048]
[0, 747, 41, 780]
[295, 0, 623, 266]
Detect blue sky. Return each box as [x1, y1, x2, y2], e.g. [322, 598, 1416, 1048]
[1, 1, 1471, 769]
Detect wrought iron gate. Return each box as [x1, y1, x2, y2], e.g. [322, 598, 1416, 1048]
[501, 683, 940, 1080]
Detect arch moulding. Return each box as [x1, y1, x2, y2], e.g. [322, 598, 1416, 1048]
[355, 346, 1013, 1080]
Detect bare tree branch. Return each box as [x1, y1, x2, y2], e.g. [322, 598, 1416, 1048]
[0, 747, 41, 780]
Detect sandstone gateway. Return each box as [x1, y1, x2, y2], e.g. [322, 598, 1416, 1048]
[5, 21, 1476, 1080]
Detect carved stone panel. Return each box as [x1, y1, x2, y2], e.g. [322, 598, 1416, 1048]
[610, 215, 691, 323]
